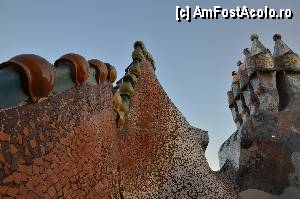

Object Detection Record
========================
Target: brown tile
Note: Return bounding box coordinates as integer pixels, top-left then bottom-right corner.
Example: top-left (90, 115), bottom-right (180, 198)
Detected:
top-left (45, 176), bottom-right (53, 187)
top-left (10, 144), bottom-right (18, 155)
top-left (13, 172), bottom-right (22, 184)
top-left (4, 163), bottom-right (11, 174)
top-left (45, 193), bottom-right (51, 199)
top-left (54, 182), bottom-right (63, 193)
top-left (41, 172), bottom-right (48, 180)
top-left (29, 122), bottom-right (36, 129)
top-left (32, 175), bottom-right (43, 187)
top-left (50, 174), bottom-right (58, 184)
top-left (0, 153), bottom-right (5, 163)
top-left (24, 191), bottom-right (35, 199)
top-left (57, 189), bottom-right (63, 197)
top-left (6, 187), bottom-right (19, 197)
top-left (3, 174), bottom-right (14, 183)
top-left (18, 186), bottom-right (27, 195)
top-left (3, 196), bottom-right (15, 199)
top-left (30, 139), bottom-right (37, 148)
top-left (0, 185), bottom-right (8, 194)
top-left (24, 146), bottom-right (30, 156)
top-left (0, 131), bottom-right (10, 141)
top-left (33, 158), bottom-right (44, 166)
top-left (39, 184), bottom-right (47, 192)
top-left (63, 186), bottom-right (69, 196)
top-left (17, 134), bottom-right (23, 145)
top-left (26, 180), bottom-right (34, 189)
top-left (71, 183), bottom-right (78, 191)
top-left (47, 186), bottom-right (56, 198)
top-left (16, 195), bottom-right (24, 199)
top-left (22, 128), bottom-right (30, 136)
top-left (20, 172), bottom-right (28, 182)
top-left (25, 165), bottom-right (33, 176)
top-left (33, 185), bottom-right (44, 197)
top-left (18, 164), bottom-right (27, 173)
top-left (43, 153), bottom-right (55, 161)
top-left (32, 165), bottom-right (41, 175)
top-left (18, 159), bottom-right (25, 165)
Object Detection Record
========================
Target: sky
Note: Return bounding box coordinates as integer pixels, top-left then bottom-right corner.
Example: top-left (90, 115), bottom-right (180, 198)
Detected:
top-left (0, 0), bottom-right (299, 171)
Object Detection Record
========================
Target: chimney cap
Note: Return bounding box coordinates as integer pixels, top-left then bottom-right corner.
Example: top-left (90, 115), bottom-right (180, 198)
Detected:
top-left (243, 48), bottom-right (250, 55)
top-left (237, 60), bottom-right (242, 66)
top-left (250, 34), bottom-right (259, 41)
top-left (273, 34), bottom-right (282, 41)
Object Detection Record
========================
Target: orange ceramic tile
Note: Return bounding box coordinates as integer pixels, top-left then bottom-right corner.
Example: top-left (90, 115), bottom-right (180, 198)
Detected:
top-left (3, 175), bottom-right (14, 183)
top-left (0, 132), bottom-right (10, 142)
top-left (9, 144), bottom-right (18, 155)
top-left (29, 139), bottom-right (37, 148)
top-left (0, 153), bottom-right (5, 163)
top-left (47, 186), bottom-right (56, 198)
top-left (22, 128), bottom-right (29, 136)
top-left (6, 187), bottom-right (19, 197)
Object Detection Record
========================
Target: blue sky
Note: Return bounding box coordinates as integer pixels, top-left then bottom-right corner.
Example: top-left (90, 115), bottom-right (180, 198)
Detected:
top-left (1, 0), bottom-right (299, 170)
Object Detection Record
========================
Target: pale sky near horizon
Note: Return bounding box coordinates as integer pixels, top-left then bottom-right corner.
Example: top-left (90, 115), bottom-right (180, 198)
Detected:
top-left (0, 0), bottom-right (299, 170)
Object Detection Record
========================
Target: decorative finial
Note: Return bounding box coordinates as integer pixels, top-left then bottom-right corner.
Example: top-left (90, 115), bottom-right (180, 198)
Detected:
top-left (237, 60), bottom-right (242, 66)
top-left (232, 71), bottom-right (238, 83)
top-left (250, 34), bottom-right (259, 41)
top-left (273, 33), bottom-right (292, 57)
top-left (243, 48), bottom-right (251, 56)
top-left (273, 34), bottom-right (282, 41)
top-left (134, 41), bottom-right (145, 50)
top-left (133, 41), bottom-right (156, 70)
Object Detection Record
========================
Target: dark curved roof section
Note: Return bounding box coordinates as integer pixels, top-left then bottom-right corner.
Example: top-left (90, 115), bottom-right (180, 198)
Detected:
top-left (54, 53), bottom-right (89, 86)
top-left (0, 52), bottom-right (119, 111)
top-left (88, 59), bottom-right (108, 84)
top-left (0, 54), bottom-right (56, 102)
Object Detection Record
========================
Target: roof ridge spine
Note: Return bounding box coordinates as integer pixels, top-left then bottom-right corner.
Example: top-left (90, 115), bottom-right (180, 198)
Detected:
top-left (113, 41), bottom-right (156, 129)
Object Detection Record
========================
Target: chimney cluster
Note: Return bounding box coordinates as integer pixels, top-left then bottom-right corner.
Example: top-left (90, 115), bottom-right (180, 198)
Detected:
top-left (228, 34), bottom-right (300, 129)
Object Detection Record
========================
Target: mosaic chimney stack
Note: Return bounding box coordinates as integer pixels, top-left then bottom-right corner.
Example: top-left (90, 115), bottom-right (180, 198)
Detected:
top-left (241, 48), bottom-right (259, 115)
top-left (227, 34), bottom-right (279, 129)
top-left (236, 61), bottom-right (250, 123)
top-left (228, 71), bottom-right (243, 129)
top-left (219, 34), bottom-right (300, 195)
top-left (290, 152), bottom-right (300, 187)
top-left (273, 34), bottom-right (300, 110)
top-left (247, 34), bottom-right (279, 113)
